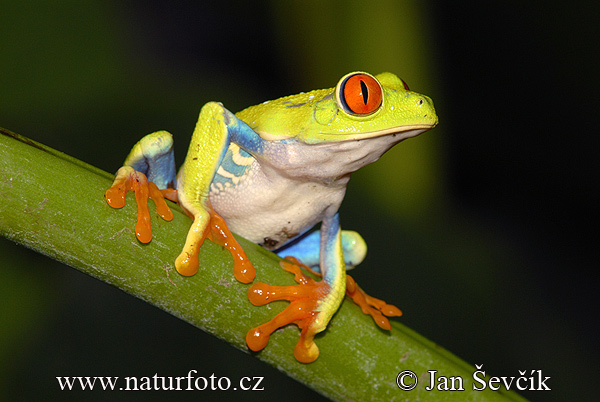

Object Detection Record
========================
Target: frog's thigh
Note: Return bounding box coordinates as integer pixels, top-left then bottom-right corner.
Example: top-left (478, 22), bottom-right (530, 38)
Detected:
top-left (123, 130), bottom-right (176, 190)
top-left (177, 102), bottom-right (231, 200)
top-left (276, 230), bottom-right (367, 271)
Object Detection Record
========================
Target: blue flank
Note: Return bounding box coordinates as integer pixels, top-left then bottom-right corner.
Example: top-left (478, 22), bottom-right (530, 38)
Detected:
top-left (212, 147), bottom-right (253, 188)
top-left (276, 230), bottom-right (321, 269)
top-left (211, 109), bottom-right (267, 190)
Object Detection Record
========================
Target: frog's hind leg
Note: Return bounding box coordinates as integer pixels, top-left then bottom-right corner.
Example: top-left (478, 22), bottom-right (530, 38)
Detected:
top-left (105, 131), bottom-right (177, 243)
top-left (247, 214), bottom-right (349, 363)
top-left (269, 225), bottom-right (402, 341)
top-left (122, 131), bottom-right (177, 190)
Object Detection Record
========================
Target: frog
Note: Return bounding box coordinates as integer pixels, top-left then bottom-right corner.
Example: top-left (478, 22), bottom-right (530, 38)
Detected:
top-left (105, 71), bottom-right (438, 363)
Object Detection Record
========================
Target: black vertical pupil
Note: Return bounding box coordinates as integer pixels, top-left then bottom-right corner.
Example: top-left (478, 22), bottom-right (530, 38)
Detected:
top-left (360, 80), bottom-right (368, 105)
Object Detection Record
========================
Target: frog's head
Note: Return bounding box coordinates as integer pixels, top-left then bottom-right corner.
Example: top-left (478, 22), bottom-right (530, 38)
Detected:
top-left (236, 71), bottom-right (438, 145)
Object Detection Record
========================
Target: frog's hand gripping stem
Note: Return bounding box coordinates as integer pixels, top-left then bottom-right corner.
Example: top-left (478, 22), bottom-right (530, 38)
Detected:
top-left (105, 103), bottom-right (256, 283)
top-left (174, 102), bottom-right (256, 283)
top-left (281, 258), bottom-right (402, 330)
top-left (246, 258), bottom-right (335, 363)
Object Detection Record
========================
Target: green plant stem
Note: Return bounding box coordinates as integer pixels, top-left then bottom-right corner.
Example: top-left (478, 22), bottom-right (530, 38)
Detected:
top-left (0, 128), bottom-right (529, 401)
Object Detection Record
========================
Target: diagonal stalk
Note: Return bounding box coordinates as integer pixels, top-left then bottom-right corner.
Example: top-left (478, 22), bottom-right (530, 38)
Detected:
top-left (0, 127), bottom-right (528, 402)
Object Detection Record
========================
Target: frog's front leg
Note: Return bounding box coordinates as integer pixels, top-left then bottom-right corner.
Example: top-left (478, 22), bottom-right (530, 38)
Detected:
top-left (173, 102), bottom-right (256, 282)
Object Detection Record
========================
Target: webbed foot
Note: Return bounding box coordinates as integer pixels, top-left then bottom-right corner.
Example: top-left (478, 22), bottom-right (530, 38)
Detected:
top-left (105, 166), bottom-right (174, 243)
top-left (246, 257), bottom-right (341, 363)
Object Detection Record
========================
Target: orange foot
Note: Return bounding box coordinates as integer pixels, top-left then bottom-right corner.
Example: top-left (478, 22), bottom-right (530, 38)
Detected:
top-left (105, 166), bottom-right (255, 283)
top-left (345, 275), bottom-right (402, 330)
top-left (175, 208), bottom-right (255, 283)
top-left (246, 258), bottom-right (333, 363)
top-left (105, 167), bottom-right (173, 243)
top-left (279, 258), bottom-right (403, 330)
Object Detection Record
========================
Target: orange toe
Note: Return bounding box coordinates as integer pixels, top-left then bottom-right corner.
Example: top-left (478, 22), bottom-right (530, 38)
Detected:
top-left (346, 275), bottom-right (402, 330)
top-left (206, 210), bottom-right (255, 283)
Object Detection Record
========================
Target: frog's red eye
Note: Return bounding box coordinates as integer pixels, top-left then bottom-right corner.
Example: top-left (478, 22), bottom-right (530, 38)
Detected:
top-left (401, 79), bottom-right (410, 90)
top-left (337, 73), bottom-right (382, 115)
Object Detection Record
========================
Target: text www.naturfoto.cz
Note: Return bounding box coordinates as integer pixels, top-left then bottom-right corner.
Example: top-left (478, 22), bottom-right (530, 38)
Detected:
top-left (56, 371), bottom-right (265, 392)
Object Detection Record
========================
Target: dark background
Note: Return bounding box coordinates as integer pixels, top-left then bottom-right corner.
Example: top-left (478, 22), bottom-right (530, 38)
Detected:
top-left (1, 1), bottom-right (597, 401)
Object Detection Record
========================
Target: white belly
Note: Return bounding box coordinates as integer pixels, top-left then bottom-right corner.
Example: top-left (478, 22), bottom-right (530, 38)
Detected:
top-left (209, 161), bottom-right (347, 250)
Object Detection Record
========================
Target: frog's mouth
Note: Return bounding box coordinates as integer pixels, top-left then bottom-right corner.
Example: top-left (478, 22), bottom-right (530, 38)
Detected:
top-left (256, 122), bottom-right (437, 144)
top-left (332, 123), bottom-right (437, 142)
top-left (299, 122), bottom-right (437, 144)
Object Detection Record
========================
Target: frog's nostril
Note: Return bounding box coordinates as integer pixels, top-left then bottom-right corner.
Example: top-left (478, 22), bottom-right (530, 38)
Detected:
top-left (417, 99), bottom-right (424, 106)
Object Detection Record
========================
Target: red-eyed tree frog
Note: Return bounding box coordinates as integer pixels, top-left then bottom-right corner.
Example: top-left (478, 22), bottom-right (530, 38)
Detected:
top-left (105, 72), bottom-right (438, 363)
